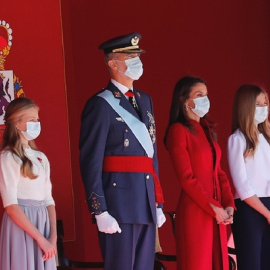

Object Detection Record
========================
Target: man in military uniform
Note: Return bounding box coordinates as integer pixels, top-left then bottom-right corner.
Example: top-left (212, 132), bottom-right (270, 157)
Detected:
top-left (79, 32), bottom-right (166, 270)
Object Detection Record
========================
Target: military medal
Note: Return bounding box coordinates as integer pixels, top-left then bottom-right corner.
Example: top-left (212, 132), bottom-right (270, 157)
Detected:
top-left (147, 111), bottom-right (156, 144)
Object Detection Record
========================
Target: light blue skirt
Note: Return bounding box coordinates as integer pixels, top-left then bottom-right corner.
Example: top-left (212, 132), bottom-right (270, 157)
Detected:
top-left (0, 199), bottom-right (57, 270)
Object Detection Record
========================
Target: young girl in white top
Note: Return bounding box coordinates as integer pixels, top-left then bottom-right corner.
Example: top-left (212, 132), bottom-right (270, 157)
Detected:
top-left (0, 97), bottom-right (57, 270)
top-left (228, 84), bottom-right (270, 270)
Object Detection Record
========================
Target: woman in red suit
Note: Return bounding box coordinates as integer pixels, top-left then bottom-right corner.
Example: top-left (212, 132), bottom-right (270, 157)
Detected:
top-left (164, 76), bottom-right (235, 270)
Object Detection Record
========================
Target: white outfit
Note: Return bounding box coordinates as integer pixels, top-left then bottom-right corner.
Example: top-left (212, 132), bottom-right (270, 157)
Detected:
top-left (227, 129), bottom-right (270, 200)
top-left (0, 147), bottom-right (56, 270)
top-left (0, 146), bottom-right (55, 207)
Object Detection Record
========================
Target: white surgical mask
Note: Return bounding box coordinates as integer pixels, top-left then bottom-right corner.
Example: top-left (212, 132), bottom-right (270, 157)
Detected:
top-left (254, 106), bottom-right (268, 124)
top-left (124, 57), bottom-right (143, 80)
top-left (189, 96), bottom-right (210, 118)
top-left (116, 57), bottom-right (143, 80)
top-left (20, 121), bottom-right (41, 141)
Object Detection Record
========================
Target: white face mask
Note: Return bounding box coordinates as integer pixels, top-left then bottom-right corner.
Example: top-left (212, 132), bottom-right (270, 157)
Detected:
top-left (254, 106), bottom-right (268, 124)
top-left (124, 56), bottom-right (143, 80)
top-left (116, 56), bottom-right (143, 80)
top-left (189, 96), bottom-right (210, 118)
top-left (20, 121), bottom-right (41, 141)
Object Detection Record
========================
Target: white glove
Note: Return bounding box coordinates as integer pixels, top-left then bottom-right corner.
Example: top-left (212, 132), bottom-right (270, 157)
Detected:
top-left (156, 208), bottom-right (166, 228)
top-left (95, 211), bottom-right (122, 234)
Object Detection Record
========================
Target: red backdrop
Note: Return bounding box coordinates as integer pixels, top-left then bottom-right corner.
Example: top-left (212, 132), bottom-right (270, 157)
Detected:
top-left (1, 0), bottom-right (75, 240)
top-left (1, 0), bottom-right (270, 269)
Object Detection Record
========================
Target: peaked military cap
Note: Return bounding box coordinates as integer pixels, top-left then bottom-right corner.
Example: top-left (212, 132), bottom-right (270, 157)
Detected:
top-left (98, 32), bottom-right (145, 54)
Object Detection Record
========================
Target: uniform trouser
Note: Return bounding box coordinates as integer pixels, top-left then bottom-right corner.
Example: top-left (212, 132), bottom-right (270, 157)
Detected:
top-left (98, 223), bottom-right (156, 270)
top-left (232, 198), bottom-right (270, 270)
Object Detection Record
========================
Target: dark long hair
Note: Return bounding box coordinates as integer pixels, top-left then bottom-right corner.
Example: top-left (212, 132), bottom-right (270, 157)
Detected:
top-left (1, 97), bottom-right (39, 179)
top-left (232, 84), bottom-right (270, 157)
top-left (164, 76), bottom-right (216, 146)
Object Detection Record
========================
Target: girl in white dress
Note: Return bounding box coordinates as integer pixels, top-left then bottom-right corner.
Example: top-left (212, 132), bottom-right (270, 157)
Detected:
top-left (0, 97), bottom-right (57, 270)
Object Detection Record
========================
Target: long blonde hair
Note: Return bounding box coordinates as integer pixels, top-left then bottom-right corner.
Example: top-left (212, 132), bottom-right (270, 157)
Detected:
top-left (232, 84), bottom-right (270, 157)
top-left (1, 97), bottom-right (39, 179)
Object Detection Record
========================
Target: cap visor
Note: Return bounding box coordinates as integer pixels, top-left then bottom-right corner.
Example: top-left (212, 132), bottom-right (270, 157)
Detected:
top-left (115, 48), bottom-right (145, 53)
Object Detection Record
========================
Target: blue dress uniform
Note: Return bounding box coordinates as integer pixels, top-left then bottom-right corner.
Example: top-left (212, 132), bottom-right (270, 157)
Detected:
top-left (79, 33), bottom-right (164, 270)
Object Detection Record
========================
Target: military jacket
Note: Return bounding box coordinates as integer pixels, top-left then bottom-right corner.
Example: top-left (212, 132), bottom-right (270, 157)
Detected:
top-left (79, 81), bottom-right (159, 224)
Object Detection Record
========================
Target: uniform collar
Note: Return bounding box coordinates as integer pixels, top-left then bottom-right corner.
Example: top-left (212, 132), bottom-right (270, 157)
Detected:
top-left (111, 79), bottom-right (133, 97)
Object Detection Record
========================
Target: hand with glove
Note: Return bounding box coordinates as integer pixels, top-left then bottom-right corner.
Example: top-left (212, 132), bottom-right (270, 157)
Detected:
top-left (156, 208), bottom-right (166, 228)
top-left (95, 211), bottom-right (122, 234)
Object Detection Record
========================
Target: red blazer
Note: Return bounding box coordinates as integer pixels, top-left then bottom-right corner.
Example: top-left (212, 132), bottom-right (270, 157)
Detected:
top-left (166, 120), bottom-right (235, 270)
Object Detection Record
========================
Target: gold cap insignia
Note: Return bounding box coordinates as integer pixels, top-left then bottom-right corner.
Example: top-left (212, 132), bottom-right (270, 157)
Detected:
top-left (131, 36), bottom-right (139, 46)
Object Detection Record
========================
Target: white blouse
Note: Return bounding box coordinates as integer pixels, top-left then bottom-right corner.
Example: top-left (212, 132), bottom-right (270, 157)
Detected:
top-left (0, 147), bottom-right (55, 207)
top-left (228, 129), bottom-right (270, 200)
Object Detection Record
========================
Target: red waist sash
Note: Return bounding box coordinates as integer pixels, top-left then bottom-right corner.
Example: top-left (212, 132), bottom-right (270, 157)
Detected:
top-left (103, 156), bottom-right (164, 204)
